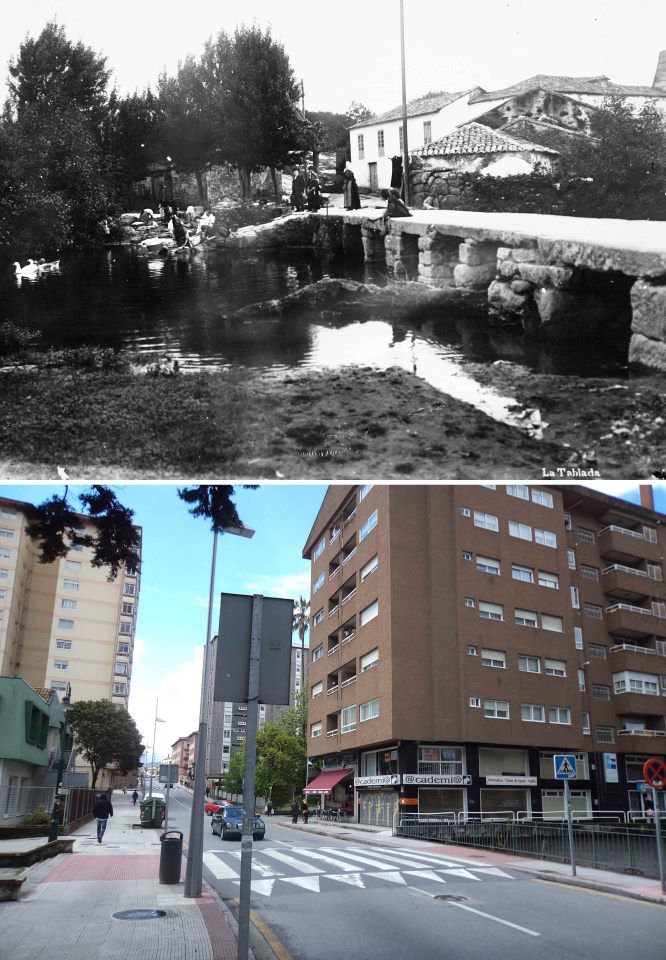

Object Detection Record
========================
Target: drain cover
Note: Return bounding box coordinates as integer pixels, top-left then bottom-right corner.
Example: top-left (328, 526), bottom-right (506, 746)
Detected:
top-left (113, 909), bottom-right (166, 921)
top-left (435, 895), bottom-right (468, 903)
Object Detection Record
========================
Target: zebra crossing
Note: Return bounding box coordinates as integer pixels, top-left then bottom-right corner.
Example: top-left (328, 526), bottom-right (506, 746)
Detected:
top-left (203, 844), bottom-right (514, 897)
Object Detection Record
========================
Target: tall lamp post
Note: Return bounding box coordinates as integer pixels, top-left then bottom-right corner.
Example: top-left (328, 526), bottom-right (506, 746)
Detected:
top-left (184, 523), bottom-right (255, 899)
top-left (148, 700), bottom-right (166, 799)
top-left (399, 0), bottom-right (411, 205)
top-left (48, 683), bottom-right (72, 844)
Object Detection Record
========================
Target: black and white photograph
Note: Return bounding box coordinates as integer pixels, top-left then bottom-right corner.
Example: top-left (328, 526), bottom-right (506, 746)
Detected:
top-left (0, 1), bottom-right (665, 479)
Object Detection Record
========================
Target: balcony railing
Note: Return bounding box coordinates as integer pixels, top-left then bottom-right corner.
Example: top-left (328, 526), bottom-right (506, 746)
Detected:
top-left (327, 643), bottom-right (339, 656)
top-left (418, 762), bottom-right (464, 776)
top-left (603, 564), bottom-right (648, 578)
top-left (341, 630), bottom-right (355, 646)
top-left (326, 729), bottom-right (339, 738)
top-left (599, 525), bottom-right (644, 541)
top-left (342, 547), bottom-right (357, 565)
top-left (329, 568), bottom-right (339, 581)
top-left (328, 603), bottom-right (340, 617)
top-left (327, 683), bottom-right (339, 695)
top-left (341, 675), bottom-right (357, 688)
top-left (342, 588), bottom-right (357, 606)
top-left (610, 643), bottom-right (663, 656)
top-left (617, 729), bottom-right (666, 738)
top-left (605, 603), bottom-right (653, 617)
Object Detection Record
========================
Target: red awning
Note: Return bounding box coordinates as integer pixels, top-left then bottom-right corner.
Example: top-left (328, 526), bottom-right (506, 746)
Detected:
top-left (303, 768), bottom-right (354, 795)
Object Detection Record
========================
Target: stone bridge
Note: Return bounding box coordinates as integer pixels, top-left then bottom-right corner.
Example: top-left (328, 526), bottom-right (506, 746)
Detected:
top-left (226, 208), bottom-right (666, 372)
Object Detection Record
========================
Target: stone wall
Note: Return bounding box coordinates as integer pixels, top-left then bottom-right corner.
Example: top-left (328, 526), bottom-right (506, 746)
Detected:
top-left (629, 280), bottom-right (666, 371)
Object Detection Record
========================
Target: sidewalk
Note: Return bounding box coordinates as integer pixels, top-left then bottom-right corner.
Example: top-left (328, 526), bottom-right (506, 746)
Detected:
top-left (0, 792), bottom-right (244, 960)
top-left (280, 816), bottom-right (666, 906)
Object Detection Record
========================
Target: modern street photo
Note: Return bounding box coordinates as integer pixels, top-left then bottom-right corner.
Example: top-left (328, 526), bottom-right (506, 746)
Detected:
top-left (1, 3), bottom-right (666, 479)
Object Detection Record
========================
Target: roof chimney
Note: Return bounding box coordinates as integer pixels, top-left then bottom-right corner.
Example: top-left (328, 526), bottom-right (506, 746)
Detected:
top-left (653, 50), bottom-right (666, 89)
top-left (639, 484), bottom-right (655, 511)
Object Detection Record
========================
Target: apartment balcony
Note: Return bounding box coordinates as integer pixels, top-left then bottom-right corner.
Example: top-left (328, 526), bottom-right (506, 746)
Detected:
top-left (602, 564), bottom-right (651, 602)
top-left (605, 602), bottom-right (655, 640)
top-left (326, 713), bottom-right (340, 738)
top-left (598, 525), bottom-right (661, 564)
top-left (609, 640), bottom-right (666, 672)
top-left (612, 691), bottom-right (664, 715)
top-left (617, 728), bottom-right (666, 751)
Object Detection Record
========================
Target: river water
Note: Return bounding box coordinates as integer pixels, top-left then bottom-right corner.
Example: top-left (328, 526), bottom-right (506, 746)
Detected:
top-left (3, 246), bottom-right (630, 384)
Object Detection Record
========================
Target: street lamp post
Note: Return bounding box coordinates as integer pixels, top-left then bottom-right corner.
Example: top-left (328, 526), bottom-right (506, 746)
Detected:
top-left (184, 523), bottom-right (255, 899)
top-left (148, 700), bottom-right (166, 799)
top-left (48, 683), bottom-right (72, 844)
top-left (399, 0), bottom-right (411, 205)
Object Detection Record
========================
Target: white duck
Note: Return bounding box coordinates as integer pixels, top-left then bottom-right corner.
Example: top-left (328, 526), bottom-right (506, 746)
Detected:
top-left (37, 258), bottom-right (60, 272)
top-left (13, 259), bottom-right (41, 277)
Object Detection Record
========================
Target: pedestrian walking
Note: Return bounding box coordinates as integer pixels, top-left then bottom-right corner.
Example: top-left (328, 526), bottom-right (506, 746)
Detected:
top-left (343, 168), bottom-right (361, 210)
top-left (131, 790), bottom-right (139, 805)
top-left (93, 793), bottom-right (113, 843)
top-left (291, 798), bottom-right (299, 823)
top-left (301, 798), bottom-right (309, 824)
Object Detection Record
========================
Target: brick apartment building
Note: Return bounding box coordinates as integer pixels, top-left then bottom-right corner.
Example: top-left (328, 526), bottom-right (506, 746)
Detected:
top-left (302, 484), bottom-right (666, 827)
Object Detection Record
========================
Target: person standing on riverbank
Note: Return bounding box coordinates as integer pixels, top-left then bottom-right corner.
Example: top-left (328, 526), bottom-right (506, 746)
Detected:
top-left (171, 213), bottom-right (191, 249)
top-left (343, 168), bottom-right (361, 210)
top-left (291, 168), bottom-right (306, 211)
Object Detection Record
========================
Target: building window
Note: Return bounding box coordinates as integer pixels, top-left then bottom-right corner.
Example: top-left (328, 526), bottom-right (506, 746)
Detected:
top-left (467, 645), bottom-right (478, 656)
top-left (311, 681), bottom-right (323, 698)
top-left (123, 583), bottom-right (136, 596)
top-left (541, 614), bottom-right (563, 632)
top-left (418, 745), bottom-right (464, 776)
top-left (547, 706), bottom-right (571, 724)
top-left (360, 555), bottom-right (379, 581)
top-left (588, 644), bottom-right (607, 659)
top-left (462, 551), bottom-right (473, 561)
top-left (113, 683), bottom-right (127, 695)
top-left (57, 618), bottom-right (74, 630)
top-left (310, 721), bottom-right (322, 738)
top-left (360, 600), bottom-right (379, 626)
top-left (359, 484), bottom-right (373, 501)
top-left (521, 704), bottom-right (545, 722)
top-left (360, 647), bottom-right (379, 671)
top-left (577, 528), bottom-right (595, 544)
top-left (377, 129), bottom-right (385, 156)
top-left (532, 489), bottom-right (554, 508)
top-left (509, 521), bottom-right (532, 541)
top-left (360, 698), bottom-right (380, 722)
top-left (476, 556), bottom-right (500, 575)
top-left (580, 564), bottom-right (599, 581)
top-left (118, 642), bottom-right (130, 654)
top-left (512, 564), bottom-right (534, 583)
top-left (564, 513), bottom-right (573, 530)
top-left (122, 601), bottom-right (134, 615)
top-left (469, 697), bottom-right (480, 707)
top-left (515, 608), bottom-right (538, 628)
top-left (312, 644), bottom-right (323, 662)
top-left (119, 622), bottom-right (132, 636)
top-left (596, 725), bottom-right (615, 743)
top-left (313, 572), bottom-right (325, 593)
top-left (313, 608), bottom-right (324, 626)
top-left (571, 586), bottom-right (580, 608)
top-left (653, 601), bottom-right (666, 619)
top-left (578, 668), bottom-right (586, 691)
top-left (0, 528), bottom-right (15, 539)
top-left (358, 134), bottom-right (365, 159)
top-left (0, 549), bottom-right (12, 559)
top-left (567, 549), bottom-right (576, 570)
top-left (61, 598), bottom-right (77, 609)
top-left (460, 507), bottom-right (471, 517)
top-left (464, 597), bottom-right (475, 608)
top-left (535, 528), bottom-right (557, 548)
top-left (481, 648), bottom-right (506, 668)
top-left (359, 510), bottom-right (378, 542)
top-left (50, 680), bottom-right (68, 692)
top-left (643, 526), bottom-right (657, 543)
top-left (474, 511), bottom-right (498, 532)
top-left (55, 640), bottom-right (72, 650)
top-left (647, 563), bottom-right (663, 581)
top-left (507, 484), bottom-right (529, 500)
top-left (341, 705), bottom-right (357, 734)
top-left (314, 537), bottom-right (326, 560)
top-left (115, 662), bottom-right (128, 675)
top-left (582, 712), bottom-right (591, 735)
top-left (574, 626), bottom-right (583, 650)
top-left (518, 654), bottom-right (541, 674)
top-left (584, 602), bottom-right (603, 620)
top-left (421, 120), bottom-right (432, 144)
top-left (0, 569), bottom-right (7, 580)
top-left (484, 699), bottom-right (509, 719)
top-left (54, 660), bottom-right (69, 671)
top-left (65, 560), bottom-right (81, 571)
top-left (479, 747), bottom-right (526, 776)
top-left (63, 579), bottom-right (79, 591)
top-left (545, 658), bottom-right (566, 677)
top-left (538, 571), bottom-right (559, 589)
top-left (479, 601), bottom-right (503, 621)
top-left (613, 670), bottom-right (660, 696)
top-left (0, 509), bottom-right (16, 519)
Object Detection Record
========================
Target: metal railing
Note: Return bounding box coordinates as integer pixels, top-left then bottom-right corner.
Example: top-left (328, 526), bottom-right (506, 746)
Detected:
top-left (394, 815), bottom-right (665, 878)
top-left (516, 810), bottom-right (627, 823)
top-left (599, 525), bottom-right (644, 541)
top-left (603, 564), bottom-right (648, 578)
top-left (605, 602), bottom-right (652, 616)
top-left (610, 643), bottom-right (660, 656)
top-left (618, 728), bottom-right (666, 738)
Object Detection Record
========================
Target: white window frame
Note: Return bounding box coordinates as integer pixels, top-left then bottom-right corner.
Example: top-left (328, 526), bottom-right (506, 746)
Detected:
top-left (574, 626), bottom-right (584, 650)
top-left (61, 598), bottom-right (77, 610)
top-left (313, 608), bottom-right (324, 626)
top-left (483, 699), bottom-right (510, 719)
top-left (512, 564), bottom-right (534, 583)
top-left (567, 549), bottom-right (576, 570)
top-left (518, 654), bottom-right (541, 673)
top-left (55, 640), bottom-right (72, 650)
top-left (359, 484), bottom-right (373, 501)
top-left (314, 537), bottom-right (326, 560)
top-left (360, 600), bottom-right (379, 626)
top-left (360, 648), bottom-right (379, 672)
top-left (341, 705), bottom-right (357, 734)
top-left (313, 572), bottom-right (325, 593)
top-left (541, 614), bottom-right (564, 633)
top-left (521, 703), bottom-right (545, 722)
top-left (545, 658), bottom-right (566, 677)
top-left (310, 721), bottom-right (322, 738)
top-left (359, 510), bottom-right (378, 542)
top-left (571, 586), bottom-right (580, 609)
top-left (359, 698), bottom-right (379, 722)
top-left (535, 528), bottom-right (557, 548)
top-left (312, 644), bottom-right (323, 662)
top-left (481, 648), bottom-right (506, 669)
top-left (63, 579), bottom-right (79, 591)
top-left (65, 560), bottom-right (82, 571)
top-left (479, 601), bottom-right (503, 621)
top-left (473, 511), bottom-right (499, 532)
top-left (53, 660), bottom-right (69, 671)
top-left (476, 556), bottom-right (500, 575)
top-left (532, 489), bottom-right (554, 508)
top-left (507, 484), bottom-right (529, 500)
top-left (57, 618), bottom-right (74, 630)
top-left (360, 555), bottom-right (379, 581)
top-left (547, 706), bottom-right (571, 725)
top-left (509, 521), bottom-right (532, 541)
top-left (538, 571), bottom-right (559, 589)
top-left (311, 681), bottom-right (323, 698)
top-left (515, 608), bottom-right (538, 628)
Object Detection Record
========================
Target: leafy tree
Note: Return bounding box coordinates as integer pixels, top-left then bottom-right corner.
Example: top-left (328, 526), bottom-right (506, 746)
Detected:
top-left (563, 97), bottom-right (666, 220)
top-left (306, 111), bottom-right (352, 151)
top-left (177, 485), bottom-right (257, 533)
top-left (6, 20), bottom-right (111, 127)
top-left (67, 699), bottom-right (144, 788)
top-left (103, 88), bottom-right (161, 202)
top-left (345, 100), bottom-right (374, 126)
top-left (292, 598), bottom-right (309, 738)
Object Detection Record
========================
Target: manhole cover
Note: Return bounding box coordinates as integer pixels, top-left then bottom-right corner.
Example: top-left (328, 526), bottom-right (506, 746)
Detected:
top-left (113, 909), bottom-right (166, 921)
top-left (435, 895), bottom-right (468, 903)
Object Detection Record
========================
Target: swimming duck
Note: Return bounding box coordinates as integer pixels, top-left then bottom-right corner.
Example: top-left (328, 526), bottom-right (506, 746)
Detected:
top-left (13, 260), bottom-right (40, 276)
top-left (37, 258), bottom-right (60, 272)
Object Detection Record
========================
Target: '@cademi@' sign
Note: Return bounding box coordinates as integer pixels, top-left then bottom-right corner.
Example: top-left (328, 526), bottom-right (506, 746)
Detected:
top-left (402, 774), bottom-right (472, 786)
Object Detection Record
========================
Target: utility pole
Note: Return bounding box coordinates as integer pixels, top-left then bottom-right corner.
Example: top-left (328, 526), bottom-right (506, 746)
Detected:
top-left (399, 0), bottom-right (411, 205)
top-left (48, 684), bottom-right (71, 844)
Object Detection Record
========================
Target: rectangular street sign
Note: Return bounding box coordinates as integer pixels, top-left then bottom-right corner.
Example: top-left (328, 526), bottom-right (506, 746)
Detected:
top-left (159, 763), bottom-right (179, 785)
top-left (554, 754), bottom-right (577, 779)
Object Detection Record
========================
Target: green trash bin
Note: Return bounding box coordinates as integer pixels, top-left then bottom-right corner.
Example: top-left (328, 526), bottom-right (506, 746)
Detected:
top-left (139, 793), bottom-right (166, 828)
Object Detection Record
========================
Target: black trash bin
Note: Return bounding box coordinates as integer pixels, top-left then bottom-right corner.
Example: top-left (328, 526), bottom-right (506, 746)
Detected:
top-left (159, 830), bottom-right (183, 884)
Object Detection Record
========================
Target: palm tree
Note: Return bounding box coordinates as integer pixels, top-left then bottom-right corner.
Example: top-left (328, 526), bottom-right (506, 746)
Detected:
top-left (293, 596), bottom-right (310, 739)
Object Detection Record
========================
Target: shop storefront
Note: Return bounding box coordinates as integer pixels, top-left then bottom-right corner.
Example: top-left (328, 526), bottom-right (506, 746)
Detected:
top-left (355, 775), bottom-right (400, 826)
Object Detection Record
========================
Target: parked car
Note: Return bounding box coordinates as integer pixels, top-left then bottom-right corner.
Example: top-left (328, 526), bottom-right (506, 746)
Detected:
top-left (211, 805), bottom-right (265, 841)
top-left (204, 800), bottom-right (225, 816)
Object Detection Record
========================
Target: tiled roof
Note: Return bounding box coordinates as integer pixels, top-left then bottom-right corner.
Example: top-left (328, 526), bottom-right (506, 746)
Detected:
top-left (34, 686), bottom-right (54, 704)
top-left (349, 90), bottom-right (470, 129)
top-left (413, 122), bottom-right (559, 157)
top-left (470, 75), bottom-right (666, 103)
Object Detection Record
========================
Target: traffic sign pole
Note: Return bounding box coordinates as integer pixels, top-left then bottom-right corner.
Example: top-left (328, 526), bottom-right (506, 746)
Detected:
top-left (564, 779), bottom-right (576, 877)
top-left (652, 786), bottom-right (665, 895)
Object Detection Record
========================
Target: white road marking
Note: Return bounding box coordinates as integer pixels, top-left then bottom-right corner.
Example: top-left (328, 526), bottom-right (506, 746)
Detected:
top-left (261, 850), bottom-right (324, 874)
top-left (326, 872), bottom-right (366, 888)
top-left (404, 869), bottom-right (447, 883)
top-left (319, 846), bottom-right (430, 871)
top-left (232, 878), bottom-right (275, 897)
top-left (291, 848), bottom-right (361, 872)
top-left (474, 867), bottom-right (513, 879)
top-left (366, 870), bottom-right (407, 885)
top-left (203, 850), bottom-right (239, 880)
top-left (229, 851), bottom-right (284, 877)
top-left (343, 847), bottom-right (459, 870)
top-left (441, 868), bottom-right (481, 881)
top-left (448, 902), bottom-right (540, 937)
top-left (280, 876), bottom-right (321, 892)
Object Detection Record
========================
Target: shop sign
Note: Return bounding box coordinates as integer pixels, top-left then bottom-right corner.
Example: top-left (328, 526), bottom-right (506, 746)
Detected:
top-left (403, 773), bottom-right (472, 786)
top-left (603, 753), bottom-right (619, 784)
top-left (354, 775), bottom-right (400, 787)
top-left (485, 775), bottom-right (537, 786)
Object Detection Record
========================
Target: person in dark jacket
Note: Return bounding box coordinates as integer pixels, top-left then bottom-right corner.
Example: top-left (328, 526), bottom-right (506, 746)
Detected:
top-left (291, 798), bottom-right (299, 823)
top-left (306, 172), bottom-right (323, 211)
top-left (343, 169), bottom-right (361, 210)
top-left (291, 168), bottom-right (306, 212)
top-left (93, 793), bottom-right (113, 842)
top-left (131, 790), bottom-right (139, 805)
top-left (381, 187), bottom-right (412, 222)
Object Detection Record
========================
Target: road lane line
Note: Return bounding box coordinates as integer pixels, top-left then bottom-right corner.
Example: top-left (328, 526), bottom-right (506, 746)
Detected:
top-left (290, 848), bottom-right (362, 872)
top-left (448, 902), bottom-right (540, 937)
top-left (261, 850), bottom-right (324, 874)
top-left (319, 847), bottom-right (420, 871)
top-left (343, 847), bottom-right (461, 870)
top-left (229, 851), bottom-right (284, 877)
top-left (203, 850), bottom-right (239, 880)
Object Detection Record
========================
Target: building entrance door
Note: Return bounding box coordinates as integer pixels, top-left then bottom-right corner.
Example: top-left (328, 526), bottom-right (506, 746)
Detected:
top-left (368, 162), bottom-right (378, 192)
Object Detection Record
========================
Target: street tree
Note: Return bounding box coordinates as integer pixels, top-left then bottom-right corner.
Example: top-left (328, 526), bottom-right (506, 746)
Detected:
top-left (6, 20), bottom-right (111, 126)
top-left (67, 699), bottom-right (144, 789)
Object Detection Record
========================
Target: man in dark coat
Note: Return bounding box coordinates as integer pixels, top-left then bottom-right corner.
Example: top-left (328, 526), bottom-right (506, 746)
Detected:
top-left (291, 798), bottom-right (299, 823)
top-left (343, 169), bottom-right (361, 210)
top-left (291, 169), bottom-right (306, 212)
top-left (93, 793), bottom-right (114, 843)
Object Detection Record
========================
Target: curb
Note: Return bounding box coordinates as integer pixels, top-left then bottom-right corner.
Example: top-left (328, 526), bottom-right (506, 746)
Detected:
top-left (527, 869), bottom-right (666, 906)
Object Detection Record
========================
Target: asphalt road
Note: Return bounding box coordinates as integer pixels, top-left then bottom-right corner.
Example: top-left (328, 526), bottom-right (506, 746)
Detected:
top-left (169, 787), bottom-right (666, 960)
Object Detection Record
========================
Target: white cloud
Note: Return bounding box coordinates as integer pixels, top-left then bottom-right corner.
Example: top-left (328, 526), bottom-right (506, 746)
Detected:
top-left (131, 634), bottom-right (148, 666)
top-left (242, 571), bottom-right (310, 600)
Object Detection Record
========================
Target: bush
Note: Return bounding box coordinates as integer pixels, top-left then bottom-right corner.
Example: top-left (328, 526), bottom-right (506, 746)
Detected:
top-left (25, 808), bottom-right (50, 825)
top-left (0, 321), bottom-right (39, 354)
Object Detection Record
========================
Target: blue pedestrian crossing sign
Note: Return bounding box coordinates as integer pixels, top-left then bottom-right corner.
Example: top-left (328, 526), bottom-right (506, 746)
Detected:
top-left (554, 754), bottom-right (577, 779)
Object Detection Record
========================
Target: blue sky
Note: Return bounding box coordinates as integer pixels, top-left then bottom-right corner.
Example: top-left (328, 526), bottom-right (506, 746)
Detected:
top-left (2, 481), bottom-right (664, 760)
